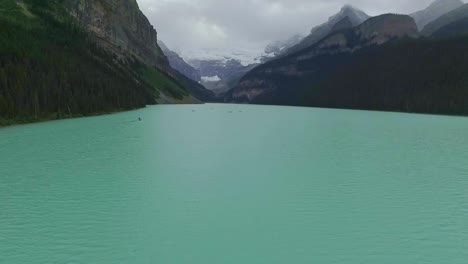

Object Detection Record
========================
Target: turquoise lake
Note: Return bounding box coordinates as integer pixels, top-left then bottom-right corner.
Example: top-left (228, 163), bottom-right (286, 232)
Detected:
top-left (1, 104), bottom-right (468, 263)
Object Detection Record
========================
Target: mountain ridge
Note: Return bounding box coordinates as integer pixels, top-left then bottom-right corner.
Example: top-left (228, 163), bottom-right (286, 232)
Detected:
top-left (225, 14), bottom-right (422, 104)
top-left (410, 0), bottom-right (464, 30)
top-left (422, 3), bottom-right (468, 36)
top-left (158, 40), bottom-right (202, 83)
top-left (0, 0), bottom-right (211, 125)
top-left (284, 5), bottom-right (370, 56)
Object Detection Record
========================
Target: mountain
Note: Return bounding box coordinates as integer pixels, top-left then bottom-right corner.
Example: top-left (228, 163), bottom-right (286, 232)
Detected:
top-left (191, 5), bottom-right (370, 96)
top-left (422, 3), bottom-right (468, 36)
top-left (182, 47), bottom-right (263, 67)
top-left (264, 34), bottom-right (304, 58)
top-left (226, 14), bottom-right (419, 103)
top-left (248, 36), bottom-right (468, 115)
top-left (179, 48), bottom-right (262, 96)
top-left (225, 13), bottom-right (468, 116)
top-left (285, 5), bottom-right (370, 55)
top-left (64, 0), bottom-right (167, 68)
top-left (410, 0), bottom-right (463, 30)
top-left (224, 14), bottom-right (468, 115)
top-left (0, 0), bottom-right (210, 125)
top-left (188, 58), bottom-right (257, 96)
top-left (64, 0), bottom-right (214, 102)
top-left (158, 41), bottom-right (201, 82)
top-left (432, 15), bottom-right (468, 38)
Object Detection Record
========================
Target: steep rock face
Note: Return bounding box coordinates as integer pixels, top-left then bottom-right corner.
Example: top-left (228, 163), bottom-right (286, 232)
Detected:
top-left (411, 0), bottom-right (463, 30)
top-left (0, 0), bottom-right (165, 124)
top-left (64, 0), bottom-right (214, 102)
top-left (285, 5), bottom-right (370, 55)
top-left (422, 3), bottom-right (468, 36)
top-left (357, 14), bottom-right (419, 44)
top-left (64, 0), bottom-right (167, 68)
top-left (158, 41), bottom-right (201, 82)
top-left (226, 14), bottom-right (418, 103)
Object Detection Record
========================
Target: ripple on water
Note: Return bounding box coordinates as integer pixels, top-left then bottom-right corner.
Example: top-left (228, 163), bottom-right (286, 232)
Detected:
top-left (1, 105), bottom-right (468, 263)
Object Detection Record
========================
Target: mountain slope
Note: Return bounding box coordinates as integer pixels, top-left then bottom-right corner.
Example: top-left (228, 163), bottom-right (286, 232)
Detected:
top-left (264, 34), bottom-right (304, 58)
top-left (410, 0), bottom-right (463, 30)
top-left (158, 41), bottom-right (216, 102)
top-left (227, 35), bottom-right (468, 115)
top-left (226, 14), bottom-right (419, 103)
top-left (158, 41), bottom-right (201, 82)
top-left (285, 5), bottom-right (370, 55)
top-left (422, 3), bottom-right (468, 36)
top-left (268, 37), bottom-right (468, 115)
top-left (64, 0), bottom-right (168, 68)
top-left (432, 15), bottom-right (468, 38)
top-left (64, 0), bottom-right (213, 102)
top-left (221, 14), bottom-right (468, 116)
top-left (187, 57), bottom-right (258, 96)
top-left (0, 0), bottom-right (204, 125)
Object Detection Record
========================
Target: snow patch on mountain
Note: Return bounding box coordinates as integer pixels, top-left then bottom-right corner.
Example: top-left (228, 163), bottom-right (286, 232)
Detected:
top-left (180, 48), bottom-right (265, 67)
top-left (202, 75), bottom-right (221, 82)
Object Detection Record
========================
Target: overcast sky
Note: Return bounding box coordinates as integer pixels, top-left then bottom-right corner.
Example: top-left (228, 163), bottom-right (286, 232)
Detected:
top-left (136, 0), bottom-right (458, 54)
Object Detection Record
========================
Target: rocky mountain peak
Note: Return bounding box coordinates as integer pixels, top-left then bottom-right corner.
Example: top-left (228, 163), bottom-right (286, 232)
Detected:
top-left (302, 14), bottom-right (418, 59)
top-left (283, 5), bottom-right (370, 56)
top-left (330, 5), bottom-right (370, 26)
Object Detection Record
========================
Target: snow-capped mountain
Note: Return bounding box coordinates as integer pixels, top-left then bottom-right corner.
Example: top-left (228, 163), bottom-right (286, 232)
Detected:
top-left (181, 48), bottom-right (264, 67)
top-left (176, 48), bottom-right (263, 95)
top-left (411, 0), bottom-right (464, 30)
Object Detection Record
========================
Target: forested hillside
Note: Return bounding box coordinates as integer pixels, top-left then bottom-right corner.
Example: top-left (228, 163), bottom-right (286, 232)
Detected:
top-left (229, 35), bottom-right (468, 115)
top-left (0, 0), bottom-right (192, 125)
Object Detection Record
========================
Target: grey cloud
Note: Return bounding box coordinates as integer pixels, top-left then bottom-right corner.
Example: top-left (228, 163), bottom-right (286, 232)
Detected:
top-left (136, 0), bottom-right (459, 53)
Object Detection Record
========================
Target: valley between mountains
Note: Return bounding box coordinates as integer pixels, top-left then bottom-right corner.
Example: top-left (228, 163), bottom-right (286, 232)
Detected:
top-left (1, 0), bottom-right (468, 125)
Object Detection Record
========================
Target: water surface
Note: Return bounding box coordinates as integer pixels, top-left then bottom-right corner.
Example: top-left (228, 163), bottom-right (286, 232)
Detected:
top-left (1, 104), bottom-right (468, 263)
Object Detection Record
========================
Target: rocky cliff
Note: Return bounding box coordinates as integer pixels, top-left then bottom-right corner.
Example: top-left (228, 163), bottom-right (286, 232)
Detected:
top-left (357, 14), bottom-right (419, 45)
top-left (65, 0), bottom-right (214, 102)
top-left (64, 0), bottom-right (168, 68)
top-left (0, 0), bottom-right (214, 125)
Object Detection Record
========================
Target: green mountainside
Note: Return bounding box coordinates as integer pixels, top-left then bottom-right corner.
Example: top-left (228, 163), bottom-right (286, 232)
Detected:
top-left (0, 0), bottom-right (206, 126)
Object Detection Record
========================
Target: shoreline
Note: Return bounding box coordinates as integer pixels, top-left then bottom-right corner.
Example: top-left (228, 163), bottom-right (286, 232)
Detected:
top-left (0, 100), bottom-right (206, 129)
top-left (3, 102), bottom-right (467, 129)
top-left (0, 108), bottom-right (146, 129)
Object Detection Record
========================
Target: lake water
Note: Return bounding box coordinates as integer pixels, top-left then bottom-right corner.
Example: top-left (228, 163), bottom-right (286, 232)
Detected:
top-left (1, 104), bottom-right (468, 263)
